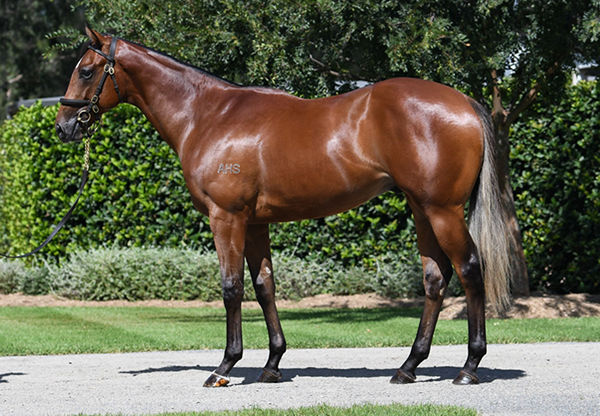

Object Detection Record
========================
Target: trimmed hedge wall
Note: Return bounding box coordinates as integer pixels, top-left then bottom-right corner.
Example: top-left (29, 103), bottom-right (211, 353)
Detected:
top-left (1, 81), bottom-right (599, 295)
top-left (0, 103), bottom-right (212, 258)
top-left (510, 81), bottom-right (600, 294)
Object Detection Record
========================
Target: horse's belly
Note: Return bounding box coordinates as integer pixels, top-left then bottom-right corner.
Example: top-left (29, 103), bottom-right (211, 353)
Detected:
top-left (252, 172), bottom-right (393, 223)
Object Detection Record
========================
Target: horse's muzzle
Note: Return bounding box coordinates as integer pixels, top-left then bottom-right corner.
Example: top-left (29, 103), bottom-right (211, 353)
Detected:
top-left (55, 120), bottom-right (83, 143)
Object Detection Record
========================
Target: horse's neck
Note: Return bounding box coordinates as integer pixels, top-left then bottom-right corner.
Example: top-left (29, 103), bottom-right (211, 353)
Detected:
top-left (121, 43), bottom-right (234, 154)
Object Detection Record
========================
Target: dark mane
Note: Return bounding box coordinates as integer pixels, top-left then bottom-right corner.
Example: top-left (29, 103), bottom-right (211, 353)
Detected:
top-left (117, 36), bottom-right (241, 87)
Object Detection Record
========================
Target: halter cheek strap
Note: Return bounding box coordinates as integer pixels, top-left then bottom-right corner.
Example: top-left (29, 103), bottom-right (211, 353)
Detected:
top-left (60, 37), bottom-right (123, 128)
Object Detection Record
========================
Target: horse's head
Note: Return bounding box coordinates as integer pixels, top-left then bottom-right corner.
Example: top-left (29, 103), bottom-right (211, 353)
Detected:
top-left (56, 27), bottom-right (124, 142)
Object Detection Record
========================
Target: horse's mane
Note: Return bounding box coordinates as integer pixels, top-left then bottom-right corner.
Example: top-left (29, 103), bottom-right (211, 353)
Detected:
top-left (113, 36), bottom-right (241, 87)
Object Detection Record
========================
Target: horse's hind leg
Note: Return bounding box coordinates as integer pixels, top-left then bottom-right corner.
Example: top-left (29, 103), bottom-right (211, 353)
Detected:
top-left (392, 207), bottom-right (453, 383)
top-left (425, 205), bottom-right (487, 385)
top-left (245, 224), bottom-right (286, 382)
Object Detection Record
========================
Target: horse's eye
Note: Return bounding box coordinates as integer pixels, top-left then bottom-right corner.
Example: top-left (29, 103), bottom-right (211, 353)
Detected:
top-left (79, 68), bottom-right (94, 80)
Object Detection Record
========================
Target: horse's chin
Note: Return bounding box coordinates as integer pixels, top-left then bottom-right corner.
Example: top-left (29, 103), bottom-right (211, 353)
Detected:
top-left (61, 133), bottom-right (84, 144)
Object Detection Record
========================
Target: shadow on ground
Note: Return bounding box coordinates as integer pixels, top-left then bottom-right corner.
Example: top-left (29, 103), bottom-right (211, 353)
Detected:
top-left (120, 364), bottom-right (525, 385)
top-left (0, 372), bottom-right (26, 383)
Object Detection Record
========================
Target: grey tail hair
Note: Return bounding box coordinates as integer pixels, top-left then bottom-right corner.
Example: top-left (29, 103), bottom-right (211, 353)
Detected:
top-left (468, 99), bottom-right (513, 312)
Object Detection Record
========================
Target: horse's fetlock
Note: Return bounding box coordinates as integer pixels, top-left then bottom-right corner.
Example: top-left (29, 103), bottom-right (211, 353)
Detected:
top-left (270, 336), bottom-right (286, 356)
top-left (225, 347), bottom-right (243, 363)
top-left (469, 338), bottom-right (487, 358)
top-left (411, 340), bottom-right (431, 361)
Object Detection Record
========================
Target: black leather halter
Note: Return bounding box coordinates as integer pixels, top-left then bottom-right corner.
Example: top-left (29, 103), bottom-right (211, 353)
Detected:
top-left (60, 37), bottom-right (123, 130)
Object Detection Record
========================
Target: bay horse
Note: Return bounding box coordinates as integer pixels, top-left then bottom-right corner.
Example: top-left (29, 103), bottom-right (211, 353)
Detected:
top-left (56, 27), bottom-right (514, 387)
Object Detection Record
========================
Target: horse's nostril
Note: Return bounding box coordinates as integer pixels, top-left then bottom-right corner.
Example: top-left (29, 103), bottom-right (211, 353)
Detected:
top-left (55, 124), bottom-right (65, 140)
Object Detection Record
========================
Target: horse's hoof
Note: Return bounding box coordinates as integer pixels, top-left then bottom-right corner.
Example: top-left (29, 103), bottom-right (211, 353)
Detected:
top-left (390, 368), bottom-right (416, 384)
top-left (452, 370), bottom-right (479, 385)
top-left (203, 372), bottom-right (230, 387)
top-left (257, 368), bottom-right (282, 383)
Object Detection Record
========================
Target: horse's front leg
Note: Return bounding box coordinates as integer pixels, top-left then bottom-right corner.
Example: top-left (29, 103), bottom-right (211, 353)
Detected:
top-left (203, 208), bottom-right (248, 388)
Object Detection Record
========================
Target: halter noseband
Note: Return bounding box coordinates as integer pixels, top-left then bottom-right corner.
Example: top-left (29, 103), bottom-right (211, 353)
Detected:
top-left (60, 37), bottom-right (123, 130)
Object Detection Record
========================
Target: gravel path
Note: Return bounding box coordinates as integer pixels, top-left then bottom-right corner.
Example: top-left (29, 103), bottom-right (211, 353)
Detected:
top-left (1, 343), bottom-right (599, 416)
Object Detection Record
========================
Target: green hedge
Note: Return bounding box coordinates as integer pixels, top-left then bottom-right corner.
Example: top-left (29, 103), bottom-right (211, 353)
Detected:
top-left (0, 103), bottom-right (212, 258)
top-left (511, 81), bottom-right (600, 294)
top-left (1, 81), bottom-right (599, 295)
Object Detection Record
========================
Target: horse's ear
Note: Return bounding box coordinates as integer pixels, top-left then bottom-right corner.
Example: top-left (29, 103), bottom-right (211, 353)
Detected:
top-left (85, 25), bottom-right (106, 46)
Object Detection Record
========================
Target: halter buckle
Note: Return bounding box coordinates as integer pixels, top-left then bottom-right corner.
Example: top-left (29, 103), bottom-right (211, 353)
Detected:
top-left (104, 63), bottom-right (115, 75)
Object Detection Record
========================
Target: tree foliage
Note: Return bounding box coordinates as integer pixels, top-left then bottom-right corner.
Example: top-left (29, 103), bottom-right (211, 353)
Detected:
top-left (0, 0), bottom-right (84, 116)
top-left (65, 0), bottom-right (600, 104)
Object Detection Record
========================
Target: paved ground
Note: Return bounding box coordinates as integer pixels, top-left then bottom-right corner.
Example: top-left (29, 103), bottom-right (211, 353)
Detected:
top-left (1, 343), bottom-right (599, 416)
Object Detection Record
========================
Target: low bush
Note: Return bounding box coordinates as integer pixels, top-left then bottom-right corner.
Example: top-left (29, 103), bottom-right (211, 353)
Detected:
top-left (45, 247), bottom-right (222, 301)
top-left (0, 247), bottom-right (425, 301)
top-left (0, 260), bottom-right (49, 295)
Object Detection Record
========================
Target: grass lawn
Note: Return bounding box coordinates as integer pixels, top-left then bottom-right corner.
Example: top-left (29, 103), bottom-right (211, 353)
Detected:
top-left (0, 306), bottom-right (599, 356)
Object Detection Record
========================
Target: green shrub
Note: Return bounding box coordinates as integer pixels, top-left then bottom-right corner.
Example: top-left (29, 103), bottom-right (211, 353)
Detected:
top-left (0, 248), bottom-right (424, 301)
top-left (0, 103), bottom-right (212, 260)
top-left (0, 260), bottom-right (49, 295)
top-left (274, 251), bottom-right (423, 299)
top-left (45, 247), bottom-right (223, 301)
top-left (0, 260), bottom-right (24, 293)
top-left (511, 81), bottom-right (600, 293)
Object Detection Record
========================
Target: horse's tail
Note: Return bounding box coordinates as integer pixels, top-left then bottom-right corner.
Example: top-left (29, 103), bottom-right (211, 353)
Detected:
top-left (467, 99), bottom-right (513, 312)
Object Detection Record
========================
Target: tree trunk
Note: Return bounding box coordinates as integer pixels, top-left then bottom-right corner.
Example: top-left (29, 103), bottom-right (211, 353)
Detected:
top-left (493, 121), bottom-right (530, 296)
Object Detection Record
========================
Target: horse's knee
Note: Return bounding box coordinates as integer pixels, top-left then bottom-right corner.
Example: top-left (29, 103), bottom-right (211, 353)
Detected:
top-left (222, 275), bottom-right (244, 302)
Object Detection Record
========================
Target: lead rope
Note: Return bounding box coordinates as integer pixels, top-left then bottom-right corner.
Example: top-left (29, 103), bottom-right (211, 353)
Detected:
top-left (0, 137), bottom-right (92, 259)
top-left (84, 135), bottom-right (91, 171)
